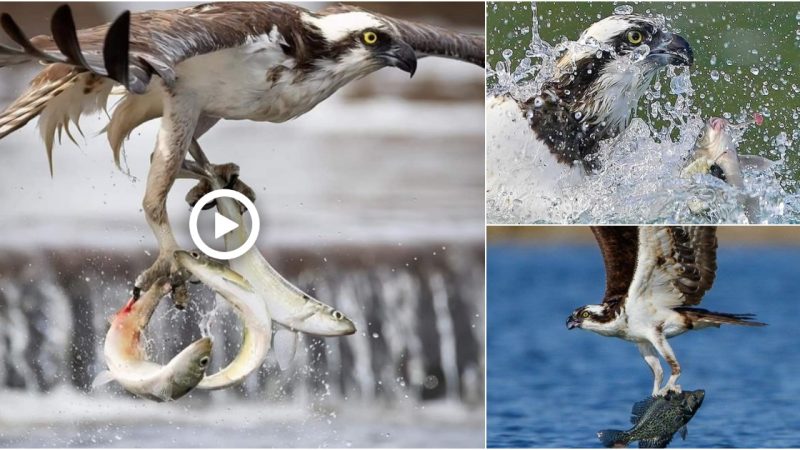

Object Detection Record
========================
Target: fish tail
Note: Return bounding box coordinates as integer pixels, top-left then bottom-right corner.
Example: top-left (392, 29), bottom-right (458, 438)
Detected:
top-left (674, 307), bottom-right (767, 327)
top-left (598, 429), bottom-right (629, 448)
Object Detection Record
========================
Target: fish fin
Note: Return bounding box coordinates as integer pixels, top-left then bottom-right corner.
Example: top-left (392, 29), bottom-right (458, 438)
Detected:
top-left (91, 370), bottom-right (115, 389)
top-left (678, 425), bottom-right (687, 440)
top-left (597, 430), bottom-right (629, 448)
top-left (739, 155), bottom-right (775, 171)
top-left (153, 382), bottom-right (173, 402)
top-left (630, 396), bottom-right (658, 424)
top-left (274, 329), bottom-right (298, 371)
top-left (638, 436), bottom-right (672, 448)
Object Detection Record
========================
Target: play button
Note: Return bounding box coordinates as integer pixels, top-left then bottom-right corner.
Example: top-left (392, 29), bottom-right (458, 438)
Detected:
top-left (214, 212), bottom-right (239, 239)
top-left (188, 189), bottom-right (260, 260)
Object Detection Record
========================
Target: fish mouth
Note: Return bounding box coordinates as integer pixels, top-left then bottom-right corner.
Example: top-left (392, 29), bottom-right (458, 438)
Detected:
top-left (708, 117), bottom-right (728, 132)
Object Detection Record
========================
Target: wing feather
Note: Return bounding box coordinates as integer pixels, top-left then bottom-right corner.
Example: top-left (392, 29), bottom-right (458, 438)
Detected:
top-left (591, 226), bottom-right (639, 304)
top-left (628, 226), bottom-right (717, 309)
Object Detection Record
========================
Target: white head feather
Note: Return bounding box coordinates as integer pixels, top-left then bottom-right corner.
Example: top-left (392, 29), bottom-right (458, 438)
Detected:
top-left (302, 12), bottom-right (385, 42)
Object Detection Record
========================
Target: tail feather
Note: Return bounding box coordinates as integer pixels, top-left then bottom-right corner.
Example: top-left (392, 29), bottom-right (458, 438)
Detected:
top-left (598, 429), bottom-right (630, 448)
top-left (0, 64), bottom-right (114, 175)
top-left (675, 307), bottom-right (767, 327)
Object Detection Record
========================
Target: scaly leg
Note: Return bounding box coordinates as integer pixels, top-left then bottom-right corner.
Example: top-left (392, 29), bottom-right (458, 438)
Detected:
top-left (650, 333), bottom-right (681, 396)
top-left (133, 97), bottom-right (200, 304)
top-left (637, 341), bottom-right (664, 396)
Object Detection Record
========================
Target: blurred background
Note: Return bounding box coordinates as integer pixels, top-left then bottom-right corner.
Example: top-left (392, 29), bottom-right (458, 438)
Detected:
top-left (0, 2), bottom-right (484, 447)
top-left (487, 226), bottom-right (800, 447)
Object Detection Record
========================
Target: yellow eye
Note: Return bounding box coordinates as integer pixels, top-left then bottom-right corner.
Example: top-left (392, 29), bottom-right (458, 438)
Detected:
top-left (363, 31), bottom-right (378, 45)
top-left (627, 30), bottom-right (643, 45)
top-left (581, 311), bottom-right (590, 318)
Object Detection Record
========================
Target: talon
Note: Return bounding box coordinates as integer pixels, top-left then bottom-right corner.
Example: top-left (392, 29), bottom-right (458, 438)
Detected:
top-left (135, 250), bottom-right (192, 309)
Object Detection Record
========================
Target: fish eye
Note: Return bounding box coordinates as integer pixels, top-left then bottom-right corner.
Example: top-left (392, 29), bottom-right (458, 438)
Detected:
top-left (190, 251), bottom-right (200, 259)
top-left (581, 311), bottom-right (591, 318)
top-left (332, 310), bottom-right (344, 320)
top-left (362, 30), bottom-right (378, 45)
top-left (627, 30), bottom-right (643, 45)
top-left (199, 356), bottom-right (210, 367)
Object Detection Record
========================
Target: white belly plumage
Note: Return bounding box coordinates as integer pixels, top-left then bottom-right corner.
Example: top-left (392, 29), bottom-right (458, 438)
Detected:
top-left (485, 95), bottom-right (586, 223)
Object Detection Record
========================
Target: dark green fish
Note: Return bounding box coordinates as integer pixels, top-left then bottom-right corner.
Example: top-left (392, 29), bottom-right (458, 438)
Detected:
top-left (598, 390), bottom-right (705, 448)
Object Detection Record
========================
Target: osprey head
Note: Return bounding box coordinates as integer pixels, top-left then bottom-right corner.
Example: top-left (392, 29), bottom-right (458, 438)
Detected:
top-left (566, 304), bottom-right (606, 330)
top-left (530, 13), bottom-right (694, 167)
top-left (577, 14), bottom-right (694, 68)
top-left (304, 11), bottom-right (417, 77)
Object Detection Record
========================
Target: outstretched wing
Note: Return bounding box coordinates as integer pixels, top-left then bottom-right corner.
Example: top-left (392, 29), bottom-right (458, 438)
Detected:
top-left (1, 3), bottom-right (310, 94)
top-left (628, 226), bottom-right (718, 309)
top-left (321, 3), bottom-right (484, 67)
top-left (591, 226), bottom-right (639, 305)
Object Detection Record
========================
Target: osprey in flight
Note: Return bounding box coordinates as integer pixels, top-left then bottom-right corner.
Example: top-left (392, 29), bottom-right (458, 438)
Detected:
top-left (566, 226), bottom-right (765, 396)
top-left (0, 3), bottom-right (484, 295)
top-left (486, 14), bottom-right (693, 221)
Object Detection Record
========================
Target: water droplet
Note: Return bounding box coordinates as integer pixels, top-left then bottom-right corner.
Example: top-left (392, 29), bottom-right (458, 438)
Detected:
top-left (614, 4), bottom-right (634, 15)
top-left (710, 54), bottom-right (717, 65)
top-left (371, 332), bottom-right (379, 339)
top-left (750, 67), bottom-right (760, 75)
top-left (710, 70), bottom-right (720, 82)
top-left (574, 112), bottom-right (583, 120)
top-left (501, 49), bottom-right (513, 59)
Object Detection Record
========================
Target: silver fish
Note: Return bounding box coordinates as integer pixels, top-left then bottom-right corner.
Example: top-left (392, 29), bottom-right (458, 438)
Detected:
top-left (682, 117), bottom-right (774, 222)
top-left (183, 160), bottom-right (356, 369)
top-left (598, 390), bottom-right (705, 448)
top-left (175, 250), bottom-right (272, 390)
top-left (93, 282), bottom-right (212, 402)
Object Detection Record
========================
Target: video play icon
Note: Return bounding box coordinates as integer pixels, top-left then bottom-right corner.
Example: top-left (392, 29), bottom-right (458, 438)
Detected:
top-left (188, 189), bottom-right (260, 260)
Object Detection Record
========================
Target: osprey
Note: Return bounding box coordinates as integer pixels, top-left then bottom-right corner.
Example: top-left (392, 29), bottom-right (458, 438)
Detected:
top-left (486, 14), bottom-right (693, 222)
top-left (566, 226), bottom-right (765, 396)
top-left (0, 3), bottom-right (484, 295)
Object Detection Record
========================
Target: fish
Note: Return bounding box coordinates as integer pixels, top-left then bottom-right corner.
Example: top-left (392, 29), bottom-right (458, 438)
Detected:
top-left (597, 389), bottom-right (705, 448)
top-left (682, 116), bottom-right (774, 222)
top-left (174, 250), bottom-right (272, 389)
top-left (184, 162), bottom-right (356, 370)
top-left (93, 282), bottom-right (212, 402)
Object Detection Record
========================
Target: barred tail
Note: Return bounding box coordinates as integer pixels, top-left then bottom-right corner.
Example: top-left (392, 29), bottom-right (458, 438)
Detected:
top-left (674, 307), bottom-right (767, 327)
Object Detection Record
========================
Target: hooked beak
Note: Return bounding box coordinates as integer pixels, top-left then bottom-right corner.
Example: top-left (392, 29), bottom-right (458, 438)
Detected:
top-left (649, 32), bottom-right (693, 66)
top-left (566, 316), bottom-right (581, 330)
top-left (380, 40), bottom-right (417, 77)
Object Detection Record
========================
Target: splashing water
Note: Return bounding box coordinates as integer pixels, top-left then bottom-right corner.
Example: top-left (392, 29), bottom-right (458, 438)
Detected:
top-left (487, 3), bottom-right (800, 224)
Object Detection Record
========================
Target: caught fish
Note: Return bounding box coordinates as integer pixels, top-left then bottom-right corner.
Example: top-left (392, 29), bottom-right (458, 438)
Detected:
top-left (682, 116), bottom-right (774, 222)
top-left (175, 250), bottom-right (272, 389)
top-left (185, 165), bottom-right (356, 370)
top-left (598, 390), bottom-right (705, 448)
top-left (93, 282), bottom-right (212, 402)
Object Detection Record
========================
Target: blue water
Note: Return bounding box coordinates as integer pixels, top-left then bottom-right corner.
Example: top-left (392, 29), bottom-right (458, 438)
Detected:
top-left (488, 243), bottom-right (800, 448)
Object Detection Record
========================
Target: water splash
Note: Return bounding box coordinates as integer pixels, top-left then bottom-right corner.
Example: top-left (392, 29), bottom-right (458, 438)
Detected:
top-left (487, 3), bottom-right (799, 224)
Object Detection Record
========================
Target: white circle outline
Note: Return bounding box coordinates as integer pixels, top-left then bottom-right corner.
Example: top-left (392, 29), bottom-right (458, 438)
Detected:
top-left (189, 189), bottom-right (260, 260)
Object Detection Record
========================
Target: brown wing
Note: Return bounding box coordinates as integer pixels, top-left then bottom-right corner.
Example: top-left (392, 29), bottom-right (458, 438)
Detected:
top-left (321, 3), bottom-right (484, 67)
top-left (591, 226), bottom-right (639, 304)
top-left (2, 3), bottom-right (311, 94)
top-left (628, 226), bottom-right (718, 309)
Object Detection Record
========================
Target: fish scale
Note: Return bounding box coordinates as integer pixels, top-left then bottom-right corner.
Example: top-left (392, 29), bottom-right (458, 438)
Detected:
top-left (598, 389), bottom-right (704, 448)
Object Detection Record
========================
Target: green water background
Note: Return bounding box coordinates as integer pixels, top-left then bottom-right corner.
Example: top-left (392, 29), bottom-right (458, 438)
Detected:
top-left (487, 2), bottom-right (800, 181)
